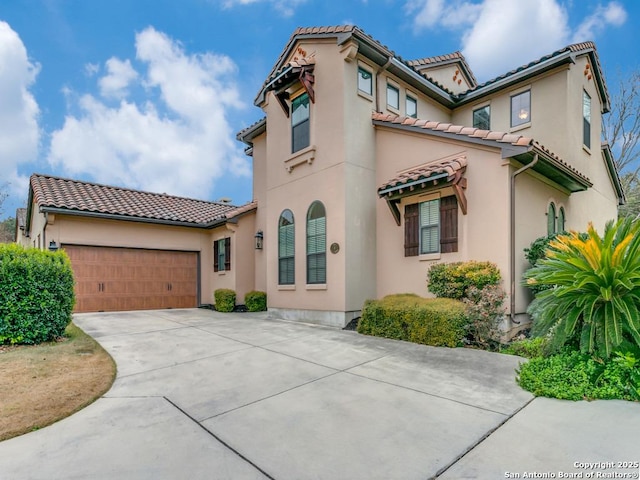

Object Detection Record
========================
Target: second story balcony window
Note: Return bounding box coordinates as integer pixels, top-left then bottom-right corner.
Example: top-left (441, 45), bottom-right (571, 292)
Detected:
top-left (291, 92), bottom-right (310, 153)
top-left (511, 90), bottom-right (531, 128)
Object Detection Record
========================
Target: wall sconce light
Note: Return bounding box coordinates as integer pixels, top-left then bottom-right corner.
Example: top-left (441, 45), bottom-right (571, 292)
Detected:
top-left (48, 240), bottom-right (59, 252)
top-left (254, 230), bottom-right (263, 250)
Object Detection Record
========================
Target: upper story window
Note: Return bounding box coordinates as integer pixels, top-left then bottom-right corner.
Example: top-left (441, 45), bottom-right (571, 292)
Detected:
top-left (306, 201), bottom-right (326, 284)
top-left (511, 90), bottom-right (531, 128)
top-left (473, 105), bottom-right (490, 130)
top-left (358, 67), bottom-right (372, 95)
top-left (214, 237), bottom-right (231, 272)
top-left (278, 209), bottom-right (295, 285)
top-left (291, 92), bottom-right (310, 153)
top-left (387, 83), bottom-right (399, 110)
top-left (547, 202), bottom-right (557, 235)
top-left (406, 95), bottom-right (417, 118)
top-left (583, 90), bottom-right (591, 149)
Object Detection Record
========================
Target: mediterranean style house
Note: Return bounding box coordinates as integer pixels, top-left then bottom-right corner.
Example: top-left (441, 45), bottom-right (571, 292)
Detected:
top-left (19, 25), bottom-right (624, 333)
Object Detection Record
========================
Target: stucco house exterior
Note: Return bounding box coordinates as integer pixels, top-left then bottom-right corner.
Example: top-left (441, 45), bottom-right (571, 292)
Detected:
top-left (20, 25), bottom-right (623, 332)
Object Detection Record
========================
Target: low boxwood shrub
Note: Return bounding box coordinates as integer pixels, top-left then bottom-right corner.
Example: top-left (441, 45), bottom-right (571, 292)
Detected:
top-left (516, 346), bottom-right (640, 401)
top-left (357, 294), bottom-right (467, 347)
top-left (427, 261), bottom-right (501, 300)
top-left (245, 290), bottom-right (267, 312)
top-left (0, 244), bottom-right (75, 344)
top-left (502, 337), bottom-right (547, 359)
top-left (214, 288), bottom-right (236, 312)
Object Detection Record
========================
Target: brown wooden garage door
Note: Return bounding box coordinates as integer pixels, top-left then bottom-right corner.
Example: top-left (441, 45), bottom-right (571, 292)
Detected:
top-left (64, 245), bottom-right (198, 313)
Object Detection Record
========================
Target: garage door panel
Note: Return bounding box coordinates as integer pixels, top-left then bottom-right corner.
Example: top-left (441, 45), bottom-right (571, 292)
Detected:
top-left (65, 245), bottom-right (198, 313)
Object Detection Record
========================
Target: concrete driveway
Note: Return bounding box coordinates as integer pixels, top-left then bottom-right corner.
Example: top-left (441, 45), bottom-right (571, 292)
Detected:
top-left (0, 309), bottom-right (638, 480)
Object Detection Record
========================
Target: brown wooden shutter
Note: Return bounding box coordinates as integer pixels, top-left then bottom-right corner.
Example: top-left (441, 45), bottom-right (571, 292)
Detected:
top-left (224, 237), bottom-right (231, 271)
top-left (440, 196), bottom-right (458, 253)
top-left (213, 240), bottom-right (219, 272)
top-left (404, 203), bottom-right (419, 257)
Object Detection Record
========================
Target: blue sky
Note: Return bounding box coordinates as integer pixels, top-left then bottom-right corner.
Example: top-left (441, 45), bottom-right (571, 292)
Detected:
top-left (1, 0), bottom-right (638, 219)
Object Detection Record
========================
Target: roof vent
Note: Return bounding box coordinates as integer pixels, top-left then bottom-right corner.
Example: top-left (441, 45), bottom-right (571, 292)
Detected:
top-left (218, 197), bottom-right (232, 204)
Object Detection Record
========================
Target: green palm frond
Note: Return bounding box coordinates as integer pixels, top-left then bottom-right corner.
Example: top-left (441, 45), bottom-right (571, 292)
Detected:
top-left (525, 217), bottom-right (640, 357)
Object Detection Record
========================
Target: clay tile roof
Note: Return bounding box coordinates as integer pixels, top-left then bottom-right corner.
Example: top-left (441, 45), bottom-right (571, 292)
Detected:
top-left (371, 112), bottom-right (592, 187)
top-left (379, 156), bottom-right (467, 194)
top-left (29, 174), bottom-right (245, 226)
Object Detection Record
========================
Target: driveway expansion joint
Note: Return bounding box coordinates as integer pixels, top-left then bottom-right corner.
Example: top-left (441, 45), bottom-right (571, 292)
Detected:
top-left (162, 396), bottom-right (276, 480)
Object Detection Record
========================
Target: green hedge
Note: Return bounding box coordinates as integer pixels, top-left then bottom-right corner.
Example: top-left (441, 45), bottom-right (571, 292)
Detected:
top-left (427, 261), bottom-right (501, 300)
top-left (0, 244), bottom-right (75, 344)
top-left (357, 294), bottom-right (467, 347)
top-left (214, 288), bottom-right (236, 312)
top-left (245, 290), bottom-right (267, 312)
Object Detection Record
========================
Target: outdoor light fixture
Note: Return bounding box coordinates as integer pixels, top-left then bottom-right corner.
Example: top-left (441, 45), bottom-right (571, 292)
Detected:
top-left (48, 240), bottom-right (59, 252)
top-left (254, 230), bottom-right (263, 250)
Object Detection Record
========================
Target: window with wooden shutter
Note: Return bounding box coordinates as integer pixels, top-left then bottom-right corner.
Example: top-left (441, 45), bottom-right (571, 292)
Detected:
top-left (213, 240), bottom-right (219, 272)
top-left (224, 237), bottom-right (231, 271)
top-left (404, 203), bottom-right (419, 257)
top-left (440, 196), bottom-right (458, 253)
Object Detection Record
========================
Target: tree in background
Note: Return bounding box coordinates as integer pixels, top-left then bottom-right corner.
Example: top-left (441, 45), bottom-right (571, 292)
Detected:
top-left (0, 218), bottom-right (16, 243)
top-left (603, 71), bottom-right (640, 218)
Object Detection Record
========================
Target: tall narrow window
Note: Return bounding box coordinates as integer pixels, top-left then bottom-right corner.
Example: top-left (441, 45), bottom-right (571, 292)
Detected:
top-left (558, 207), bottom-right (566, 232)
top-left (358, 67), bottom-right (372, 95)
top-left (387, 84), bottom-right (399, 110)
top-left (420, 199), bottom-right (440, 254)
top-left (291, 92), bottom-right (310, 153)
top-left (583, 91), bottom-right (591, 149)
top-left (547, 203), bottom-right (557, 235)
top-left (473, 105), bottom-right (490, 130)
top-left (406, 95), bottom-right (417, 118)
top-left (214, 238), bottom-right (231, 272)
top-left (511, 90), bottom-right (531, 127)
top-left (306, 201), bottom-right (326, 284)
top-left (278, 209), bottom-right (295, 285)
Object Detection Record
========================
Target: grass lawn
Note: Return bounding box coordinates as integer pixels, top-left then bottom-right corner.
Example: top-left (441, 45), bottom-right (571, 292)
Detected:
top-left (0, 323), bottom-right (115, 442)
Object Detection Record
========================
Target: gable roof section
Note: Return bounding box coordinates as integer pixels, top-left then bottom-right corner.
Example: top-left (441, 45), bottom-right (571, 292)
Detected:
top-left (456, 41), bottom-right (610, 112)
top-left (254, 25), bottom-right (457, 108)
top-left (407, 51), bottom-right (477, 89)
top-left (378, 156), bottom-right (467, 195)
top-left (602, 143), bottom-right (626, 205)
top-left (372, 113), bottom-right (592, 192)
top-left (26, 174), bottom-right (256, 230)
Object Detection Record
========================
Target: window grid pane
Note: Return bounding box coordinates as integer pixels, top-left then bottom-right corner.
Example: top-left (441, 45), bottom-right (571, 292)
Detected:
top-left (511, 91), bottom-right (531, 127)
top-left (218, 239), bottom-right (226, 271)
top-left (307, 203), bottom-right (326, 284)
top-left (358, 67), bottom-right (372, 95)
top-left (419, 199), bottom-right (440, 254)
top-left (387, 84), bottom-right (399, 110)
top-left (473, 106), bottom-right (490, 130)
top-left (278, 211), bottom-right (295, 284)
top-left (583, 91), bottom-right (591, 148)
top-left (406, 96), bottom-right (417, 118)
top-left (547, 203), bottom-right (557, 235)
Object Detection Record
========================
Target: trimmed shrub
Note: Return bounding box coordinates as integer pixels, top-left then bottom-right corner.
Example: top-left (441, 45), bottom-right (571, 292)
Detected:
top-left (357, 294), bottom-right (467, 347)
top-left (427, 261), bottom-right (501, 300)
top-left (516, 346), bottom-right (640, 401)
top-left (502, 337), bottom-right (547, 359)
top-left (0, 244), bottom-right (75, 344)
top-left (462, 284), bottom-right (506, 350)
top-left (523, 234), bottom-right (560, 295)
top-left (214, 288), bottom-right (236, 312)
top-left (245, 290), bottom-right (267, 312)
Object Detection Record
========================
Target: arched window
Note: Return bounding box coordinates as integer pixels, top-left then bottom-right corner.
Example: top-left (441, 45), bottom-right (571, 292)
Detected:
top-left (557, 207), bottom-right (566, 233)
top-left (547, 202), bottom-right (557, 235)
top-left (278, 210), bottom-right (295, 285)
top-left (306, 201), bottom-right (326, 284)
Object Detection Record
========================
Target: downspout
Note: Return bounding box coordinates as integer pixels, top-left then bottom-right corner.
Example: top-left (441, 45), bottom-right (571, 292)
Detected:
top-left (509, 153), bottom-right (539, 325)
top-left (375, 57), bottom-right (393, 112)
top-left (43, 211), bottom-right (48, 251)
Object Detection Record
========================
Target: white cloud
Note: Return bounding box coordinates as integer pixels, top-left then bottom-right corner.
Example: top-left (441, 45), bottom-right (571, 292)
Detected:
top-left (84, 62), bottom-right (100, 77)
top-left (406, 0), bottom-right (482, 29)
top-left (48, 26), bottom-right (250, 200)
top-left (461, 0), bottom-right (569, 81)
top-left (572, 1), bottom-right (627, 43)
top-left (405, 0), bottom-right (627, 82)
top-left (220, 0), bottom-right (307, 17)
top-left (98, 57), bottom-right (138, 99)
top-left (0, 21), bottom-right (40, 196)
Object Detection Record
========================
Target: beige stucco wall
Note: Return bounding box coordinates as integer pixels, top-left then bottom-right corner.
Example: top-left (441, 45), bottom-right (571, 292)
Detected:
top-left (417, 63), bottom-right (473, 94)
top-left (374, 127), bottom-right (513, 307)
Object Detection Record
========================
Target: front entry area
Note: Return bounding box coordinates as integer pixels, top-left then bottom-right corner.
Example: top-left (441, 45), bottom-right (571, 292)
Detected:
top-left (64, 245), bottom-right (198, 312)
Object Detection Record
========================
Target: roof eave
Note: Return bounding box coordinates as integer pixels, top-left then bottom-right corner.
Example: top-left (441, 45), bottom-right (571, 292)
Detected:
top-left (237, 117), bottom-right (267, 146)
top-left (39, 206), bottom-right (223, 229)
top-left (602, 144), bottom-right (625, 205)
top-left (457, 52), bottom-right (576, 105)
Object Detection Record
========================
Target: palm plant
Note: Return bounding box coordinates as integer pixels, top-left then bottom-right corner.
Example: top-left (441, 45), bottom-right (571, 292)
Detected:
top-left (525, 217), bottom-right (640, 358)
